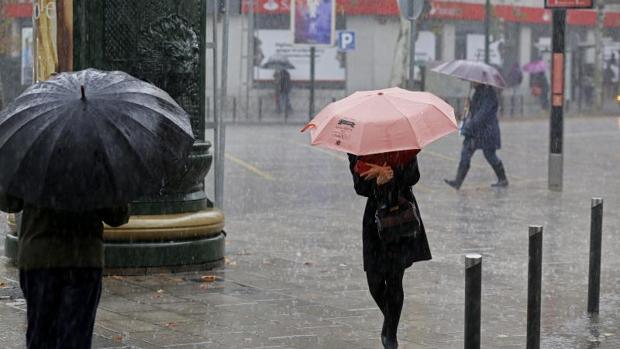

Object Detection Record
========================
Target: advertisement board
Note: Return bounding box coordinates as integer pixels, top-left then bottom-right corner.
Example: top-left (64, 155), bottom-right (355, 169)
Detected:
top-left (254, 30), bottom-right (345, 81)
top-left (291, 0), bottom-right (336, 46)
top-left (466, 35), bottom-right (502, 65)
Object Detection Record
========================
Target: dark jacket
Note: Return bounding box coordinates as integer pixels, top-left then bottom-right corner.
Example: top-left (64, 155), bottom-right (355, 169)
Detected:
top-left (462, 85), bottom-right (501, 150)
top-left (348, 154), bottom-right (431, 273)
top-left (0, 192), bottom-right (129, 270)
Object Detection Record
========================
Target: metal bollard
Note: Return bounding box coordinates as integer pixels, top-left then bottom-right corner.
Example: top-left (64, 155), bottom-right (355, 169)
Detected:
top-left (465, 253), bottom-right (482, 349)
top-left (588, 198), bottom-right (604, 314)
top-left (258, 97), bottom-right (262, 121)
top-left (527, 225), bottom-right (543, 349)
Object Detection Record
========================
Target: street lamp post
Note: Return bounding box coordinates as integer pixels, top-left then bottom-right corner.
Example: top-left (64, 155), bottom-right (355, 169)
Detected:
top-left (408, 16), bottom-right (417, 90)
top-left (400, 0), bottom-right (424, 90)
top-left (484, 0), bottom-right (491, 64)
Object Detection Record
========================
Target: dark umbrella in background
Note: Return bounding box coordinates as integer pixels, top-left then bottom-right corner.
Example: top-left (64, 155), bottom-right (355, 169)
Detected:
top-left (432, 60), bottom-right (507, 89)
top-left (0, 69), bottom-right (195, 211)
top-left (261, 54), bottom-right (295, 70)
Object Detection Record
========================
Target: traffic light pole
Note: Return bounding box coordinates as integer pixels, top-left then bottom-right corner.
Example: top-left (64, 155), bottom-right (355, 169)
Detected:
top-left (548, 9), bottom-right (566, 191)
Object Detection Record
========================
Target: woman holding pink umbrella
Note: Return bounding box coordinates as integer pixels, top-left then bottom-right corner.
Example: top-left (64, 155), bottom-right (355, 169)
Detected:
top-left (302, 87), bottom-right (457, 348)
top-left (348, 150), bottom-right (430, 348)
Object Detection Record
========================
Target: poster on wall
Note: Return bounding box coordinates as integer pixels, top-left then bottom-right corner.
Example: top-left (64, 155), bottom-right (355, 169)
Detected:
top-left (21, 27), bottom-right (34, 85)
top-left (291, 0), bottom-right (336, 46)
top-left (466, 34), bottom-right (502, 66)
top-left (254, 30), bottom-right (345, 81)
top-left (414, 31), bottom-right (436, 63)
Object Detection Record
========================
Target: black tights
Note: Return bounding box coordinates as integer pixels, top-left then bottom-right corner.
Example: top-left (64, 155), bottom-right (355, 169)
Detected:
top-left (366, 268), bottom-right (405, 341)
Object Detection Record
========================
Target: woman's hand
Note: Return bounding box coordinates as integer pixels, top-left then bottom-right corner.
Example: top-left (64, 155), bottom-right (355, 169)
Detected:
top-left (376, 167), bottom-right (394, 186)
top-left (360, 163), bottom-right (384, 180)
top-left (361, 162), bottom-right (393, 185)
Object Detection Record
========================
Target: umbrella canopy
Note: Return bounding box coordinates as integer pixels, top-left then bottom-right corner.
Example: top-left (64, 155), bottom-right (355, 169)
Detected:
top-left (301, 87), bottom-right (457, 156)
top-left (432, 60), bottom-right (507, 89)
top-left (0, 69), bottom-right (195, 211)
top-left (523, 60), bottom-right (547, 74)
top-left (261, 54), bottom-right (295, 70)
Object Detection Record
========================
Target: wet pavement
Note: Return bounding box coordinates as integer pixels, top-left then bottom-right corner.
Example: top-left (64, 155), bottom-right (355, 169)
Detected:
top-left (1, 116), bottom-right (619, 348)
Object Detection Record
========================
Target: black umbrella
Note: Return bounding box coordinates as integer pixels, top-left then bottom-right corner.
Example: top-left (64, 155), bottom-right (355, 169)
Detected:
top-left (0, 69), bottom-right (195, 211)
top-left (261, 54), bottom-right (295, 70)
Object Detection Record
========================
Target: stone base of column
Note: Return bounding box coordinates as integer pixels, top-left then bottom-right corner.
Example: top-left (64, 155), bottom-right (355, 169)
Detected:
top-left (4, 209), bottom-right (225, 275)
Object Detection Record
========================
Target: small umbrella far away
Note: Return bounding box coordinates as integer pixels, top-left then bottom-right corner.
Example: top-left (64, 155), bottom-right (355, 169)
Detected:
top-left (261, 54), bottom-right (295, 70)
top-left (432, 59), bottom-right (507, 89)
top-left (522, 60), bottom-right (547, 74)
top-left (0, 69), bottom-right (195, 211)
top-left (301, 87), bottom-right (457, 156)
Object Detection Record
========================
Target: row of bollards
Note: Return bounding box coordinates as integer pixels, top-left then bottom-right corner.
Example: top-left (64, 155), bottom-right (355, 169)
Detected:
top-left (464, 198), bottom-right (604, 349)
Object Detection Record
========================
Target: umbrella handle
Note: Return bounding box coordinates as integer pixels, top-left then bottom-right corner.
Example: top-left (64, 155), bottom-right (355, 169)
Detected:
top-left (300, 123), bottom-right (316, 133)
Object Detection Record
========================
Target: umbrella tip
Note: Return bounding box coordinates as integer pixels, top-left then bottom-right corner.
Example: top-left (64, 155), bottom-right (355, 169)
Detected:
top-left (300, 123), bottom-right (316, 133)
top-left (80, 85), bottom-right (86, 100)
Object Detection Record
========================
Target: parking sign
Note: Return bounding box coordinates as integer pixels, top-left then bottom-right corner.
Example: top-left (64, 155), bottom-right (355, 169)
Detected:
top-left (338, 31), bottom-right (356, 51)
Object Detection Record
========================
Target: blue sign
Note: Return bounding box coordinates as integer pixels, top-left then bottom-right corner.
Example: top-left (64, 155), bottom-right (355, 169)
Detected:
top-left (338, 31), bottom-right (356, 51)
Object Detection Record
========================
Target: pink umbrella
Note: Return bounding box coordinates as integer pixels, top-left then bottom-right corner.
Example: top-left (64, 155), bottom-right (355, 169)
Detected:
top-left (300, 87), bottom-right (457, 156)
top-left (432, 60), bottom-right (507, 89)
top-left (523, 60), bottom-right (547, 74)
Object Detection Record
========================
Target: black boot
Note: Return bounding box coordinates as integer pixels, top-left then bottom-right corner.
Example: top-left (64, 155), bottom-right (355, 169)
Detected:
top-left (444, 164), bottom-right (469, 190)
top-left (491, 161), bottom-right (509, 188)
top-left (382, 336), bottom-right (398, 349)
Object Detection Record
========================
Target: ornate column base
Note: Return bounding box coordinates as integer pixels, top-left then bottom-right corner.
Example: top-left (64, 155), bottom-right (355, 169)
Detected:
top-left (4, 209), bottom-right (225, 275)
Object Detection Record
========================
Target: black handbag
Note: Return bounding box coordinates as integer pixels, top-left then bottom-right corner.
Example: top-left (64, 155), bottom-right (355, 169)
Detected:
top-left (375, 193), bottom-right (421, 243)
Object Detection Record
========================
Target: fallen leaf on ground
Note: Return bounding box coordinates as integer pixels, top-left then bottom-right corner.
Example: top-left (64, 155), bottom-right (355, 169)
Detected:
top-left (165, 322), bottom-right (177, 328)
top-left (200, 275), bottom-right (217, 283)
top-left (112, 335), bottom-right (124, 342)
top-left (303, 262), bottom-right (313, 267)
top-left (0, 282), bottom-right (6, 288)
top-left (157, 289), bottom-right (164, 293)
top-left (224, 257), bottom-right (237, 266)
top-left (110, 275), bottom-right (125, 281)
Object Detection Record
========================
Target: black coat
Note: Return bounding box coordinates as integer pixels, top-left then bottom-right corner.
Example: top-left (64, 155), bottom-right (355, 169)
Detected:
top-left (348, 154), bottom-right (432, 273)
top-left (462, 85), bottom-right (501, 150)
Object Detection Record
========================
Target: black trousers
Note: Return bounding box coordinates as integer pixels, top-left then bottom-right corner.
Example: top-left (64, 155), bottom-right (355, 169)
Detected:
top-left (19, 268), bottom-right (103, 349)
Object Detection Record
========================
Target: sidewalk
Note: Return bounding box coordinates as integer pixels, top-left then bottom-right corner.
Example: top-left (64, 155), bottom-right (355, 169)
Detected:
top-left (1, 116), bottom-right (620, 348)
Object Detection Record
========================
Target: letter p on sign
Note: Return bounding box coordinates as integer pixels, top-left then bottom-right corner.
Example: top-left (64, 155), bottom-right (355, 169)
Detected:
top-left (338, 31), bottom-right (356, 51)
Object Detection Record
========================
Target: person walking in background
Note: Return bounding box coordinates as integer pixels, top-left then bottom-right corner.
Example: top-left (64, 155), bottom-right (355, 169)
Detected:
top-left (444, 82), bottom-right (508, 190)
top-left (531, 72), bottom-right (549, 110)
top-left (348, 150), bottom-right (432, 349)
top-left (273, 68), bottom-right (292, 114)
top-left (0, 192), bottom-right (129, 349)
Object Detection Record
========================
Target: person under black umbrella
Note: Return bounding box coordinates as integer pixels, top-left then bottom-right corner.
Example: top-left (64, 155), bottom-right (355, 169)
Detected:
top-left (444, 82), bottom-right (509, 189)
top-left (0, 193), bottom-right (128, 349)
top-left (274, 68), bottom-right (292, 114)
top-left (0, 69), bottom-right (194, 348)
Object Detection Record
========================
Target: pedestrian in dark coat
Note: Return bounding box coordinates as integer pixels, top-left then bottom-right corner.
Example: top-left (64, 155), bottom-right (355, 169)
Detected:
top-left (0, 192), bottom-right (129, 349)
top-left (444, 83), bottom-right (508, 189)
top-left (348, 151), bottom-right (431, 349)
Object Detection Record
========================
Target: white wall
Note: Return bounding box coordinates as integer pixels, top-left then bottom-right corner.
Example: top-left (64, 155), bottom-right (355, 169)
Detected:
top-left (346, 16), bottom-right (401, 92)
